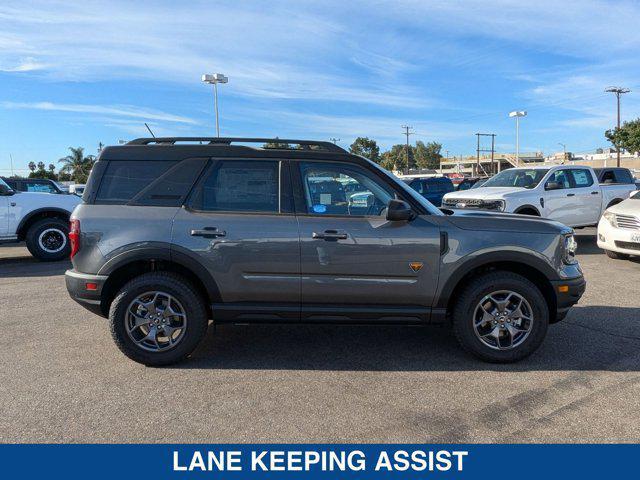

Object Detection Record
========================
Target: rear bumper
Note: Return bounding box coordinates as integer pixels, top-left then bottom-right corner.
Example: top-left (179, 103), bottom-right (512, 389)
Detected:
top-left (65, 269), bottom-right (108, 317)
top-left (551, 275), bottom-right (586, 322)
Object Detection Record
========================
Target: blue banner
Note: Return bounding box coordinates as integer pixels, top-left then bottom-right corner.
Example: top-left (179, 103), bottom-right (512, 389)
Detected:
top-left (0, 444), bottom-right (636, 479)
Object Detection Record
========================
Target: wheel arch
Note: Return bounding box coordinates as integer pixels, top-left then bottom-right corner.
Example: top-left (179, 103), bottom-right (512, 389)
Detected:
top-left (16, 208), bottom-right (71, 241)
top-left (606, 198), bottom-right (624, 209)
top-left (97, 245), bottom-right (221, 318)
top-left (514, 204), bottom-right (541, 216)
top-left (435, 251), bottom-right (558, 323)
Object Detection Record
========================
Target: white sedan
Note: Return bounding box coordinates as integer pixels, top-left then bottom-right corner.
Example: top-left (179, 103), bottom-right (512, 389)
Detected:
top-left (597, 190), bottom-right (640, 259)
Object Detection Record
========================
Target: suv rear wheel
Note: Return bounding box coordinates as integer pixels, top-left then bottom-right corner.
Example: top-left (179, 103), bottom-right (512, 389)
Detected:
top-left (109, 272), bottom-right (209, 366)
top-left (25, 217), bottom-right (70, 261)
top-left (452, 271), bottom-right (549, 363)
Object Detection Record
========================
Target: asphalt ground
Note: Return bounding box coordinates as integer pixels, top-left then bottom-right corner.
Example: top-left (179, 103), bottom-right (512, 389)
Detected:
top-left (1, 228), bottom-right (639, 443)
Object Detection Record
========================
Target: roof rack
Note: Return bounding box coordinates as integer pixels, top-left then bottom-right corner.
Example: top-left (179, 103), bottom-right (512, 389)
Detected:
top-left (126, 137), bottom-right (346, 153)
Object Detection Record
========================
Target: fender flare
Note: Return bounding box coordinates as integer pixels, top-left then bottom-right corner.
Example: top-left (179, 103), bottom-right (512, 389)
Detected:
top-left (434, 249), bottom-right (558, 309)
top-left (97, 242), bottom-right (222, 303)
top-left (16, 207), bottom-right (72, 236)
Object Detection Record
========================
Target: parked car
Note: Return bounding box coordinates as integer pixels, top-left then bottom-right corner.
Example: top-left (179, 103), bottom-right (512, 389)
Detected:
top-left (405, 176), bottom-right (454, 206)
top-left (442, 165), bottom-right (637, 228)
top-left (65, 137), bottom-right (585, 366)
top-left (2, 177), bottom-right (65, 195)
top-left (597, 190), bottom-right (640, 260)
top-left (593, 167), bottom-right (636, 185)
top-left (470, 178), bottom-right (489, 189)
top-left (456, 177), bottom-right (488, 191)
top-left (69, 184), bottom-right (86, 196)
top-left (0, 177), bottom-right (81, 260)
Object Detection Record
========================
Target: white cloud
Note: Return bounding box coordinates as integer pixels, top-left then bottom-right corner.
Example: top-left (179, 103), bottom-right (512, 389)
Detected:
top-left (0, 57), bottom-right (47, 72)
top-left (1, 101), bottom-right (198, 125)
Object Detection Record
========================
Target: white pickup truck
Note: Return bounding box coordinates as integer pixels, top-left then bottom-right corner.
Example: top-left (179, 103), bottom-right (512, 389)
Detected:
top-left (442, 165), bottom-right (637, 228)
top-left (0, 177), bottom-right (81, 260)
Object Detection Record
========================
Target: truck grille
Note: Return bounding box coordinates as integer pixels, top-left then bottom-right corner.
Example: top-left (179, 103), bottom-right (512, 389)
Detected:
top-left (614, 241), bottom-right (640, 251)
top-left (615, 214), bottom-right (640, 230)
top-left (442, 198), bottom-right (502, 210)
top-left (442, 198), bottom-right (483, 208)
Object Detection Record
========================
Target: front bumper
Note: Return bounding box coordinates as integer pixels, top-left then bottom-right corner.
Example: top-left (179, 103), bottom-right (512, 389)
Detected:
top-left (597, 218), bottom-right (640, 256)
top-left (65, 269), bottom-right (108, 317)
top-left (551, 275), bottom-right (586, 322)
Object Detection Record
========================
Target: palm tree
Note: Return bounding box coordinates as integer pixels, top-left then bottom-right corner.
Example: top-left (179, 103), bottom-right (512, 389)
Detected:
top-left (28, 161), bottom-right (36, 172)
top-left (58, 147), bottom-right (95, 183)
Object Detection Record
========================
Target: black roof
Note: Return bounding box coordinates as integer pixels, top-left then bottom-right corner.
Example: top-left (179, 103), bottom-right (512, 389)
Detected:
top-left (99, 137), bottom-right (364, 163)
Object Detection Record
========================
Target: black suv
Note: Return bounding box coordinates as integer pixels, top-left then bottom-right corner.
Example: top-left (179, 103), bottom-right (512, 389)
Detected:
top-left (65, 138), bottom-right (585, 366)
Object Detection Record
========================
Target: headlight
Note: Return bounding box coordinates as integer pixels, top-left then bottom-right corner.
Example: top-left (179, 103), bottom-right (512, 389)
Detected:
top-left (562, 233), bottom-right (578, 264)
top-left (483, 199), bottom-right (506, 211)
top-left (602, 210), bottom-right (617, 227)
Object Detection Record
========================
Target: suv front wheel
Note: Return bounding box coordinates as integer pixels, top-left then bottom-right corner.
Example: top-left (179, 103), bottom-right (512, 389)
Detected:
top-left (109, 272), bottom-right (209, 366)
top-left (452, 271), bottom-right (549, 363)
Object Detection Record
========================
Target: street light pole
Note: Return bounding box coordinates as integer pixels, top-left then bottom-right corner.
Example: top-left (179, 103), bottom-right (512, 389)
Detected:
top-left (202, 73), bottom-right (229, 137)
top-left (558, 142), bottom-right (566, 163)
top-left (605, 86), bottom-right (631, 167)
top-left (509, 111), bottom-right (527, 166)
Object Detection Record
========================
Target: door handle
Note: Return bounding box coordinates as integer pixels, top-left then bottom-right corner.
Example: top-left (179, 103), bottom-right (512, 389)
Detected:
top-left (312, 229), bottom-right (348, 240)
top-left (591, 191), bottom-right (599, 195)
top-left (566, 193), bottom-right (575, 197)
top-left (190, 227), bottom-right (226, 238)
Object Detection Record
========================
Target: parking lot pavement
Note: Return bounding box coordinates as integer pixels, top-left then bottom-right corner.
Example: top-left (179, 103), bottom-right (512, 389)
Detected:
top-left (0, 227), bottom-right (639, 443)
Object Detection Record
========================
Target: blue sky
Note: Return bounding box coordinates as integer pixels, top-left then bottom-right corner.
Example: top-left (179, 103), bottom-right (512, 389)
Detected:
top-left (1, 0), bottom-right (640, 175)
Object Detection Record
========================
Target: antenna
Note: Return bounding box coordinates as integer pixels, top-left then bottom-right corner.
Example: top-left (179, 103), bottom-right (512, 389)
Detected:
top-left (144, 123), bottom-right (156, 138)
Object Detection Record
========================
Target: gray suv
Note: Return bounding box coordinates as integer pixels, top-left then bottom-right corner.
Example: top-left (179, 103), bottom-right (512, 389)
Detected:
top-left (65, 137), bottom-right (585, 366)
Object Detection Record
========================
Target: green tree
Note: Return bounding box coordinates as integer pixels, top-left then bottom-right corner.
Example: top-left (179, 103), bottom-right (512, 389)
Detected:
top-left (605, 118), bottom-right (640, 155)
top-left (380, 144), bottom-right (415, 172)
top-left (262, 138), bottom-right (293, 149)
top-left (28, 161), bottom-right (36, 172)
top-left (414, 141), bottom-right (442, 170)
top-left (349, 137), bottom-right (380, 163)
top-left (58, 147), bottom-right (96, 183)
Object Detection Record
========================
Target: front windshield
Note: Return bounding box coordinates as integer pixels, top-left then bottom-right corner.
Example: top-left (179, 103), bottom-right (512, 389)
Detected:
top-left (632, 190), bottom-right (640, 199)
top-left (0, 177), bottom-right (11, 190)
top-left (482, 168), bottom-right (549, 189)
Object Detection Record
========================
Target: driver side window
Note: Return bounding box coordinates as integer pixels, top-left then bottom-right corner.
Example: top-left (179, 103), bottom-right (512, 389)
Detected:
top-left (299, 162), bottom-right (394, 216)
top-left (546, 169), bottom-right (572, 189)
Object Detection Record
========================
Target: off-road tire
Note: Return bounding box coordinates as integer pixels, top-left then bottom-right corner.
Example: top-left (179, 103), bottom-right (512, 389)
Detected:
top-left (25, 217), bottom-right (70, 261)
top-left (109, 272), bottom-right (209, 366)
top-left (452, 271), bottom-right (549, 363)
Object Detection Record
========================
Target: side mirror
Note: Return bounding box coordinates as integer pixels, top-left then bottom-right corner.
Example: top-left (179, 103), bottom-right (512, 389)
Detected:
top-left (545, 181), bottom-right (562, 191)
top-left (0, 184), bottom-right (15, 196)
top-left (386, 199), bottom-right (414, 222)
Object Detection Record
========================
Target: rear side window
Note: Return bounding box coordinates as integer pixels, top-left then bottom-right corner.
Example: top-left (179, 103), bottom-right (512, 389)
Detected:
top-left (96, 161), bottom-right (177, 204)
top-left (614, 169), bottom-right (633, 183)
top-left (130, 158), bottom-right (207, 207)
top-left (570, 169), bottom-right (594, 187)
top-left (190, 160), bottom-right (282, 213)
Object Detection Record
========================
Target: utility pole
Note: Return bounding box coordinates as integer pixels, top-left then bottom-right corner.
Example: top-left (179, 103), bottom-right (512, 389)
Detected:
top-left (9, 154), bottom-right (14, 177)
top-left (605, 86), bottom-right (631, 167)
top-left (475, 133), bottom-right (496, 176)
top-left (329, 137), bottom-right (340, 145)
top-left (401, 125), bottom-right (414, 174)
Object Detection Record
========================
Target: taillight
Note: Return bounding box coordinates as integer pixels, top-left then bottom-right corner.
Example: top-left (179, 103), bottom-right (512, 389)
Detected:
top-left (69, 219), bottom-right (80, 259)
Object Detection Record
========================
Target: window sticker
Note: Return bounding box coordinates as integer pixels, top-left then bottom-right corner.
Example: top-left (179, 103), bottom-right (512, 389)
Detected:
top-left (313, 204), bottom-right (327, 213)
top-left (319, 193), bottom-right (332, 205)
